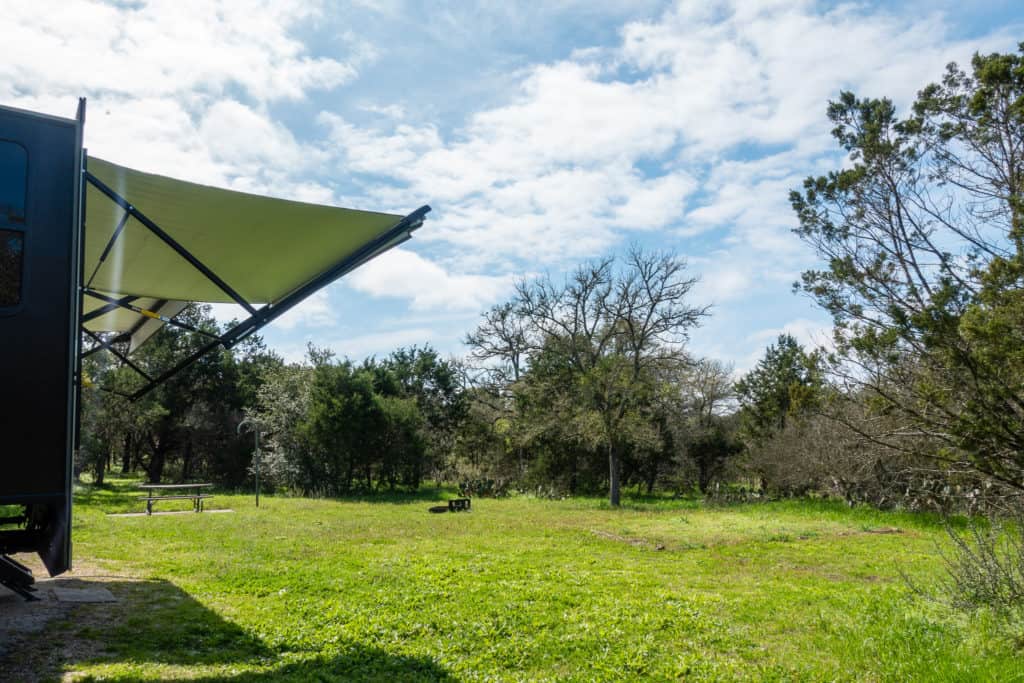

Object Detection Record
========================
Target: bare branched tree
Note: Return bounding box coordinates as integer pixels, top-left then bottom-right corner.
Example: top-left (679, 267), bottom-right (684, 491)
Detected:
top-left (467, 246), bottom-right (708, 505)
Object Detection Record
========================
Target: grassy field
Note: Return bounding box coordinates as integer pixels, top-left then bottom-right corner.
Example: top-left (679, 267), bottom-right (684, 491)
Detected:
top-left (3, 478), bottom-right (1021, 682)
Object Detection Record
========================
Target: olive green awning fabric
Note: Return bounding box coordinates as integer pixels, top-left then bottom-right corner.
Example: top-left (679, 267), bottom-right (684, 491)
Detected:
top-left (84, 156), bottom-right (405, 308)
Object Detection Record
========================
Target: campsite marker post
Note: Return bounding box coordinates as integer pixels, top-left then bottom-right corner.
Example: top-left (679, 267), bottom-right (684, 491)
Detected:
top-left (237, 418), bottom-right (263, 508)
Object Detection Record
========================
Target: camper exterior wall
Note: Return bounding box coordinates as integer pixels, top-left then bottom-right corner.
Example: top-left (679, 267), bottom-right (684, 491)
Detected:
top-left (0, 102), bottom-right (83, 577)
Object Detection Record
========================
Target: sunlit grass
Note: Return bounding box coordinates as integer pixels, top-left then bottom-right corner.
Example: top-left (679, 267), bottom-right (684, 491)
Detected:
top-left (15, 477), bottom-right (1021, 681)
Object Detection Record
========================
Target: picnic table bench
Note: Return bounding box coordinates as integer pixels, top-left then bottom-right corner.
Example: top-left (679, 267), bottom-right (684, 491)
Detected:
top-left (428, 498), bottom-right (472, 514)
top-left (137, 483), bottom-right (213, 515)
top-left (448, 498), bottom-right (471, 512)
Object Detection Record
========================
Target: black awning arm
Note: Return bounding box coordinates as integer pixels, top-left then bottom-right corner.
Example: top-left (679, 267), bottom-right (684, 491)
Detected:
top-left (85, 208), bottom-right (130, 289)
top-left (83, 289), bottom-right (222, 342)
top-left (83, 333), bottom-right (128, 358)
top-left (81, 294), bottom-right (139, 323)
top-left (83, 170), bottom-right (257, 316)
top-left (223, 205), bottom-right (430, 348)
top-left (123, 298), bottom-right (165, 338)
top-left (82, 329), bottom-right (154, 383)
top-left (129, 336), bottom-right (223, 400)
top-left (127, 204), bottom-right (431, 399)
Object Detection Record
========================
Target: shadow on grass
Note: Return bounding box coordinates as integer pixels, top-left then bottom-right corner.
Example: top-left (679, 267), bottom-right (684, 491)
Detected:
top-left (92, 649), bottom-right (459, 683)
top-left (568, 491), bottom-right (703, 513)
top-left (3, 577), bottom-right (457, 682)
top-left (191, 647), bottom-right (459, 682)
top-left (72, 484), bottom-right (142, 511)
top-left (76, 477), bottom-right (465, 511)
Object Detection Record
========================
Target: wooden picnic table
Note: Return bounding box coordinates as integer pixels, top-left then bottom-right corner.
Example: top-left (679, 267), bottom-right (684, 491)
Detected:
top-left (137, 483), bottom-right (214, 515)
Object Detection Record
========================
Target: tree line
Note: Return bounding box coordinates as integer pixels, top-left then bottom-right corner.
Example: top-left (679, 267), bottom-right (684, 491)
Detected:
top-left (80, 46), bottom-right (1024, 520)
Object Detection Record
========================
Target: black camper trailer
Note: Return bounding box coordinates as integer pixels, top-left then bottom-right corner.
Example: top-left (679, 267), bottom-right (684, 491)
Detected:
top-left (0, 101), bottom-right (84, 599)
top-left (0, 99), bottom-right (429, 601)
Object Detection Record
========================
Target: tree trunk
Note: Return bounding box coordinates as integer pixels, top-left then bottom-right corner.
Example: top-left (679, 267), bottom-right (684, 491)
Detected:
top-left (181, 439), bottom-right (194, 482)
top-left (698, 463), bottom-right (711, 494)
top-left (94, 452), bottom-right (106, 486)
top-left (146, 436), bottom-right (167, 484)
top-left (608, 443), bottom-right (620, 507)
top-left (569, 453), bottom-right (578, 496)
top-left (121, 433), bottom-right (132, 473)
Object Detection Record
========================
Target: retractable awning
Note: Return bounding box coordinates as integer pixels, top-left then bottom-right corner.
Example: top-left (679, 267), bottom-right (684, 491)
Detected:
top-left (80, 155), bottom-right (429, 397)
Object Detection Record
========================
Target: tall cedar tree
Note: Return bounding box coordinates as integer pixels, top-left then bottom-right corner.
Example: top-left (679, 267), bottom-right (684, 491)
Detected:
top-left (791, 45), bottom-right (1024, 491)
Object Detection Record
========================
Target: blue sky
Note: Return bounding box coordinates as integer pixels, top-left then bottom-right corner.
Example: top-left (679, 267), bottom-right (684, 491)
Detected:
top-left (5, 1), bottom-right (1021, 371)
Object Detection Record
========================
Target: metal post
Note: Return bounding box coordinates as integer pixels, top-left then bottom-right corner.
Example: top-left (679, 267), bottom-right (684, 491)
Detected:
top-left (237, 418), bottom-right (262, 508)
top-left (254, 428), bottom-right (260, 508)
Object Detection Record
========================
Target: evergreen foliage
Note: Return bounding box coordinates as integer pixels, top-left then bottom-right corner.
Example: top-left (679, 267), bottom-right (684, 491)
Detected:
top-left (791, 45), bottom-right (1024, 493)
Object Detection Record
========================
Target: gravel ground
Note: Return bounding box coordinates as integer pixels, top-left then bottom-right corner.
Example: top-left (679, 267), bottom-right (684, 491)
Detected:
top-left (0, 555), bottom-right (123, 683)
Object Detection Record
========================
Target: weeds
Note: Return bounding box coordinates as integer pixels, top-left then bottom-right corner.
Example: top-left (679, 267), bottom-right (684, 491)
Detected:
top-left (939, 509), bottom-right (1024, 615)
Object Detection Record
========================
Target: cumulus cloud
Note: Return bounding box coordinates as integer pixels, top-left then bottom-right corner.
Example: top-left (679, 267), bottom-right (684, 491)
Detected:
top-left (0, 0), bottom-right (357, 104)
top-left (748, 318), bottom-right (834, 350)
top-left (690, 260), bottom-right (755, 305)
top-left (270, 290), bottom-right (335, 331)
top-left (316, 0), bottom-right (1018, 283)
top-left (4, 0), bottom-right (1017, 365)
top-left (207, 289), bottom-right (335, 331)
top-left (0, 0), bottom-right (362, 199)
top-left (346, 248), bottom-right (513, 313)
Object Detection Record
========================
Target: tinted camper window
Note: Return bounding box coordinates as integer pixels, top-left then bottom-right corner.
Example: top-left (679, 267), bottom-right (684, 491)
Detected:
top-left (0, 140), bottom-right (27, 307)
top-left (0, 229), bottom-right (24, 306)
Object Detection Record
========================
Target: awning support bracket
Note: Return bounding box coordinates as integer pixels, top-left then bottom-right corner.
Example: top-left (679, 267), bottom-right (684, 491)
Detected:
top-left (83, 289), bottom-right (222, 342)
top-left (85, 209), bottom-right (131, 289)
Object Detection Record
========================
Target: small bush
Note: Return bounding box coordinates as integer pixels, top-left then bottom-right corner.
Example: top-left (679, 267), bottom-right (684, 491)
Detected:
top-left (939, 509), bottom-right (1024, 615)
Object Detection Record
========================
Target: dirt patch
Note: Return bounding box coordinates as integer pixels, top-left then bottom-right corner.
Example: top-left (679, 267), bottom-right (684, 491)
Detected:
top-left (590, 529), bottom-right (666, 551)
top-left (835, 526), bottom-right (910, 538)
top-left (786, 563), bottom-right (893, 585)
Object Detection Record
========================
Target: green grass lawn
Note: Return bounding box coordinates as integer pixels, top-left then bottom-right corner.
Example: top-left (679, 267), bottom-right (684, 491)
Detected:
top-left (7, 478), bottom-right (1022, 681)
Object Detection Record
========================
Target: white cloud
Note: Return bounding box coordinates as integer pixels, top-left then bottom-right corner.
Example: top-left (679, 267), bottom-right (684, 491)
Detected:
top-left (332, 327), bottom-right (444, 359)
top-left (745, 317), bottom-right (835, 364)
top-left (6, 0), bottom-right (1018, 369)
top-left (199, 100), bottom-right (308, 170)
top-left (613, 172), bottom-right (695, 230)
top-left (207, 303), bottom-right (249, 325)
top-left (691, 261), bottom-right (754, 305)
top-left (346, 248), bottom-right (513, 313)
top-left (357, 103), bottom-right (406, 120)
top-left (0, 0), bottom-right (357, 104)
top-left (0, 0), bottom-right (362, 203)
top-left (269, 290), bottom-right (335, 331)
top-left (315, 0), bottom-right (1019, 280)
top-left (207, 289), bottom-right (335, 331)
